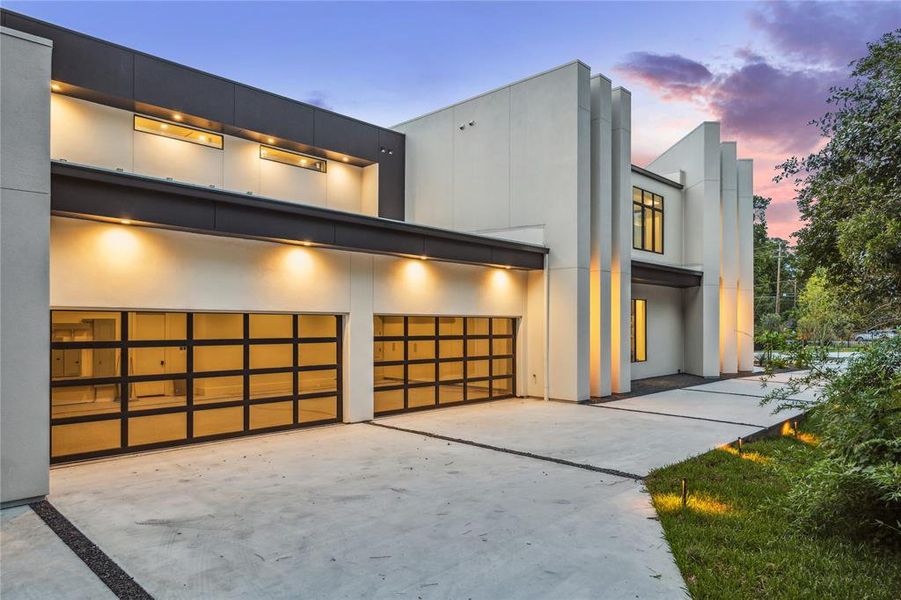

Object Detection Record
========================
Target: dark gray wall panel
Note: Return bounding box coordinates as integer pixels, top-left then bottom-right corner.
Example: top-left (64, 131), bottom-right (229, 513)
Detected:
top-left (4, 13), bottom-right (133, 99)
top-left (378, 129), bottom-right (404, 154)
top-left (334, 224), bottom-right (423, 256)
top-left (134, 55), bottom-right (235, 124)
top-left (377, 138), bottom-right (405, 220)
top-left (51, 177), bottom-right (216, 231)
top-left (50, 163), bottom-right (546, 269)
top-left (234, 86), bottom-right (315, 144)
top-left (215, 205), bottom-right (335, 245)
top-left (631, 261), bottom-right (702, 288)
top-left (424, 238), bottom-right (493, 264)
top-left (314, 111), bottom-right (379, 161)
top-left (492, 247), bottom-right (545, 270)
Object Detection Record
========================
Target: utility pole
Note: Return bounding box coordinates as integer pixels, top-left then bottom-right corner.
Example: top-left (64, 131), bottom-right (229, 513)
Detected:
top-left (775, 243), bottom-right (783, 316)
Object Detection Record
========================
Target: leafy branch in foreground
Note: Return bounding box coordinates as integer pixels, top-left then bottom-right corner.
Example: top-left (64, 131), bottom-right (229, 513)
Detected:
top-left (761, 337), bottom-right (901, 541)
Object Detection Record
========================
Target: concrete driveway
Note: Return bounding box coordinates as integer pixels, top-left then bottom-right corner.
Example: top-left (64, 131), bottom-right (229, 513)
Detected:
top-left (378, 374), bottom-right (811, 477)
top-left (1, 373), bottom-right (815, 599)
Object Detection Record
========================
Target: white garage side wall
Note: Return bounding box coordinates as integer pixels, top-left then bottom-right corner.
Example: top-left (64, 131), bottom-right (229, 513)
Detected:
top-left (0, 28), bottom-right (52, 506)
top-left (49, 218), bottom-right (529, 421)
top-left (394, 62), bottom-right (592, 401)
top-left (631, 284), bottom-right (684, 380)
top-left (648, 122), bottom-right (721, 377)
top-left (629, 172), bottom-right (684, 268)
top-left (49, 94), bottom-right (372, 214)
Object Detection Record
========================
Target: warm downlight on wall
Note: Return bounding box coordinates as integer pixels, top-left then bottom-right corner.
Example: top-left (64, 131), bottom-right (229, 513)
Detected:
top-left (49, 92), bottom-right (379, 216)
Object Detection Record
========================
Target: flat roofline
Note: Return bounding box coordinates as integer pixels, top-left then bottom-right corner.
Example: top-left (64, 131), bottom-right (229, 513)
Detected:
top-left (630, 164), bottom-right (684, 190)
top-left (393, 59), bottom-right (591, 128)
top-left (0, 24), bottom-right (52, 46)
top-left (0, 9), bottom-right (392, 135)
top-left (50, 162), bottom-right (548, 270)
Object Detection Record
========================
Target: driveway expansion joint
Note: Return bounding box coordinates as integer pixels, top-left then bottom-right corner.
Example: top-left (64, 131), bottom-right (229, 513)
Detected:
top-left (587, 403), bottom-right (767, 429)
top-left (28, 500), bottom-right (153, 600)
top-left (369, 421), bottom-right (646, 481)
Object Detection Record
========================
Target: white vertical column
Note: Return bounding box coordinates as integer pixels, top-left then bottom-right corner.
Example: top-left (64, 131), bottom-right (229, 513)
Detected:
top-left (736, 159), bottom-right (755, 371)
top-left (610, 87), bottom-right (632, 392)
top-left (1, 27), bottom-right (52, 506)
top-left (344, 254), bottom-right (374, 422)
top-left (699, 124), bottom-right (722, 378)
top-left (589, 75), bottom-right (613, 398)
top-left (719, 142), bottom-right (738, 374)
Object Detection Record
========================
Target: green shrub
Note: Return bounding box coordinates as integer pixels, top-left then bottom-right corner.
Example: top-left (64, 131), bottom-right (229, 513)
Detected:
top-left (756, 329), bottom-right (789, 368)
top-left (763, 337), bottom-right (901, 542)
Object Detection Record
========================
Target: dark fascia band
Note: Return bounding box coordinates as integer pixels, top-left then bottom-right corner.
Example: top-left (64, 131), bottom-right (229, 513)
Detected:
top-left (630, 164), bottom-right (684, 190)
top-left (50, 162), bottom-right (548, 270)
top-left (631, 260), bottom-right (702, 288)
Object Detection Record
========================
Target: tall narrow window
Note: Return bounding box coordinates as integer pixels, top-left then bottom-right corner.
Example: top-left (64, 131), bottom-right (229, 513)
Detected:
top-left (631, 299), bottom-right (647, 363)
top-left (632, 187), bottom-right (664, 253)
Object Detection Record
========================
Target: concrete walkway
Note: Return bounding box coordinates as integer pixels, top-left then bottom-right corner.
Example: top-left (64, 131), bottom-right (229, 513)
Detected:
top-left (0, 505), bottom-right (115, 599)
top-left (1, 373), bottom-right (816, 599)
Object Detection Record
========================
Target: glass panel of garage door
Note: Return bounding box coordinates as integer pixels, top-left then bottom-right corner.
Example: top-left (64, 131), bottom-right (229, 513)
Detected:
top-left (373, 314), bottom-right (515, 415)
top-left (49, 310), bottom-right (343, 463)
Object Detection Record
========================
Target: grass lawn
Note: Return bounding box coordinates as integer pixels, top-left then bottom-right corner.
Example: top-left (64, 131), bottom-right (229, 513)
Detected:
top-left (645, 423), bottom-right (901, 599)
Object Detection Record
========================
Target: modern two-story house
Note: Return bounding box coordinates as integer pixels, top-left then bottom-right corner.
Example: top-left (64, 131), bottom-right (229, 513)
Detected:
top-left (0, 11), bottom-right (753, 506)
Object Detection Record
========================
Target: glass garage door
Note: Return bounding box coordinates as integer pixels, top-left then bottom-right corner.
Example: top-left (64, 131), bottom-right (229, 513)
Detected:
top-left (373, 316), bottom-right (515, 415)
top-left (49, 310), bottom-right (342, 463)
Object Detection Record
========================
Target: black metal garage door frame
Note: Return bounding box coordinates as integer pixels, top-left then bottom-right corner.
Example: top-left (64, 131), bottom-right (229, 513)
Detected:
top-left (49, 310), bottom-right (342, 463)
top-left (373, 316), bottom-right (516, 416)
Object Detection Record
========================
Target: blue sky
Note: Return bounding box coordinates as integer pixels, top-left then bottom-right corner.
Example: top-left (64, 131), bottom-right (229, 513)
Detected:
top-left (7, 1), bottom-right (900, 237)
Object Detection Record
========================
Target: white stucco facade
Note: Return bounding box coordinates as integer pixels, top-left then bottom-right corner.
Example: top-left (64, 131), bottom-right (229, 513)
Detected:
top-left (1, 27), bottom-right (52, 505)
top-left (0, 15), bottom-right (754, 505)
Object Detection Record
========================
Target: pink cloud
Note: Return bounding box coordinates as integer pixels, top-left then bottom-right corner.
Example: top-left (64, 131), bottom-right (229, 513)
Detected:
top-left (614, 52), bottom-right (712, 100)
top-left (709, 61), bottom-right (838, 151)
top-left (618, 53), bottom-right (841, 238)
top-left (616, 51), bottom-right (837, 152)
top-left (615, 2), bottom-right (901, 238)
top-left (616, 2), bottom-right (900, 239)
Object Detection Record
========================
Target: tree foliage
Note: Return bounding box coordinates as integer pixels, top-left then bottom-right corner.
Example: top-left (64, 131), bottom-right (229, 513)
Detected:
top-left (796, 270), bottom-right (853, 343)
top-left (763, 338), bottom-right (901, 542)
top-left (753, 194), bottom-right (798, 325)
top-left (776, 30), bottom-right (901, 328)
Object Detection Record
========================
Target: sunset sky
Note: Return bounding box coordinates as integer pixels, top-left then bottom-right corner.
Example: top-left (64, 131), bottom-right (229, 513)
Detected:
top-left (9, 1), bottom-right (900, 239)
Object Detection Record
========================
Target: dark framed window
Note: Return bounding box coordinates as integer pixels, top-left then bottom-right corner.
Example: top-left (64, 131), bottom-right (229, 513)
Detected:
top-left (373, 316), bottom-right (515, 415)
top-left (260, 145), bottom-right (327, 173)
top-left (133, 115), bottom-right (223, 149)
top-left (49, 310), bottom-right (342, 463)
top-left (632, 187), bottom-right (664, 254)
top-left (631, 299), bottom-right (647, 363)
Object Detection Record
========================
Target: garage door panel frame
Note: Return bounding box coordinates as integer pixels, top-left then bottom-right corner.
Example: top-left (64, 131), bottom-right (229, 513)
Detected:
top-left (373, 315), bottom-right (516, 416)
top-left (49, 309), bottom-right (342, 463)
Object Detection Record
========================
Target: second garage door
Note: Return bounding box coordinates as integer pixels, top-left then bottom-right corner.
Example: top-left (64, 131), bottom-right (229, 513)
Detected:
top-left (373, 315), bottom-right (515, 415)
